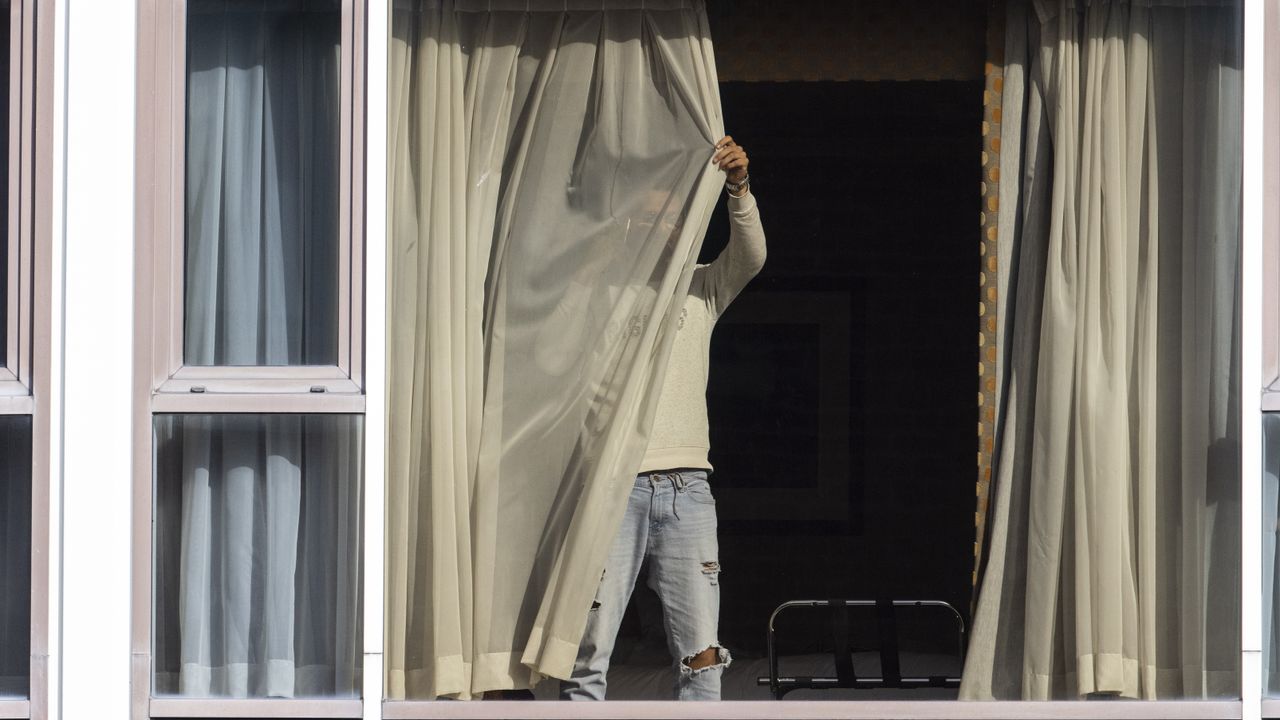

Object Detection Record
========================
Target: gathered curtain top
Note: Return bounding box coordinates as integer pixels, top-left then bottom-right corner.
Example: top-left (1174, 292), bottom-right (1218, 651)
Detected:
top-left (396, 0), bottom-right (697, 11)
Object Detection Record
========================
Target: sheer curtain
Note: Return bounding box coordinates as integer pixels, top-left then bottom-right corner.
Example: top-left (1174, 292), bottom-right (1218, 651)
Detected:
top-left (387, 0), bottom-right (725, 698)
top-left (154, 415), bottom-right (362, 698)
top-left (962, 0), bottom-right (1241, 699)
top-left (184, 0), bottom-right (340, 367)
top-left (0, 416), bottom-right (30, 698)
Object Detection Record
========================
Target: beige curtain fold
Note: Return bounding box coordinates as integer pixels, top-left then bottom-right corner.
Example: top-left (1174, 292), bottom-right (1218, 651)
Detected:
top-left (963, 0), bottom-right (1241, 700)
top-left (387, 0), bottom-right (724, 698)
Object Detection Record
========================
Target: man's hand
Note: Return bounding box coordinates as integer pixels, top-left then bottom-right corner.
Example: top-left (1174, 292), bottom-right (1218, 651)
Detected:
top-left (712, 135), bottom-right (749, 185)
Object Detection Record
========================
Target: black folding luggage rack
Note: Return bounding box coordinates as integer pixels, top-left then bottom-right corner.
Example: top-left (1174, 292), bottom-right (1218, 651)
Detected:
top-left (758, 599), bottom-right (967, 700)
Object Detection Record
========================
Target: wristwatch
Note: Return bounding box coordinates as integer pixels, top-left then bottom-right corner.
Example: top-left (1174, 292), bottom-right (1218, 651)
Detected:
top-left (725, 173), bottom-right (750, 196)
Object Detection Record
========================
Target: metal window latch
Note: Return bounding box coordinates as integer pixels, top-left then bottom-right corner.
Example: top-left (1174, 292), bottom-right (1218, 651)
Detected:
top-left (310, 385), bottom-right (327, 393)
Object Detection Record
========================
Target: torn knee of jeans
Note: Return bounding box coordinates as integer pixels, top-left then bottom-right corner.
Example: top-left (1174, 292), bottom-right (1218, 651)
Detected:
top-left (680, 645), bottom-right (731, 675)
top-left (701, 560), bottom-right (720, 586)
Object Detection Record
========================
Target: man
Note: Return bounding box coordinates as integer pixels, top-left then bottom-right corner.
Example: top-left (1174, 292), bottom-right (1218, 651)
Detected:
top-left (561, 136), bottom-right (765, 701)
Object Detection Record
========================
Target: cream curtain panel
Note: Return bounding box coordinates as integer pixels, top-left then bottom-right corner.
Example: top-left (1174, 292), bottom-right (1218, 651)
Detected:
top-left (964, 0), bottom-right (1241, 699)
top-left (387, 0), bottom-right (725, 699)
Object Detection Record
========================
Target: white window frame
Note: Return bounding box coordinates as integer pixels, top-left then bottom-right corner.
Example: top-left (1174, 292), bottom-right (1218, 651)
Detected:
top-left (0, 0), bottom-right (53, 718)
top-left (369, 0), bottom-right (1265, 718)
top-left (0, 0), bottom-right (37, 412)
top-left (140, 0), bottom-right (365, 415)
top-left (1252, 0), bottom-right (1276, 718)
top-left (132, 0), bottom-right (368, 718)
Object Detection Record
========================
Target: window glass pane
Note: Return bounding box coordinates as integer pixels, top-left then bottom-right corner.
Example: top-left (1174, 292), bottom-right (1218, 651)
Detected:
top-left (183, 1), bottom-right (342, 367)
top-left (387, 0), bottom-right (1242, 702)
top-left (1265, 414), bottom-right (1280, 696)
top-left (152, 414), bottom-right (362, 698)
top-left (0, 415), bottom-right (30, 699)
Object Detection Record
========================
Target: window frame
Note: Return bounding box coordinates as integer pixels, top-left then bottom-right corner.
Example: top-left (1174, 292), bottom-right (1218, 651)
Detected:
top-left (141, 0), bottom-right (365, 415)
top-left (1255, 0), bottom-right (1279, 718)
top-left (132, 0), bottom-right (369, 718)
top-left (0, 0), bottom-right (36, 412)
top-left (0, 0), bottom-right (54, 718)
top-left (1262, 0), bottom-right (1280, 415)
top-left (371, 0), bottom-right (1262, 718)
top-left (124, 0), bottom-right (1267, 718)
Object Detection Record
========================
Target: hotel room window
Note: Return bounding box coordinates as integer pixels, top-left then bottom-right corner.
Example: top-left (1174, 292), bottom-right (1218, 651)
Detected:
top-left (0, 0), bottom-right (52, 717)
top-left (383, 0), bottom-right (1243, 709)
top-left (135, 0), bottom-right (367, 716)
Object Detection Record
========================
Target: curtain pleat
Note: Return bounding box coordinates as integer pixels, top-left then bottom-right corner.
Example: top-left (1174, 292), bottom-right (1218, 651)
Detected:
top-left (963, 0), bottom-right (1241, 700)
top-left (387, 0), bottom-right (724, 698)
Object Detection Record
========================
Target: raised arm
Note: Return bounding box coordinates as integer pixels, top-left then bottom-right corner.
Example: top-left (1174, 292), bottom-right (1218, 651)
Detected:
top-left (703, 135), bottom-right (767, 317)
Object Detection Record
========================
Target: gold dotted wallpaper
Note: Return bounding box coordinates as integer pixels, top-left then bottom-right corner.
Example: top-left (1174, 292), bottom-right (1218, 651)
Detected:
top-left (709, 0), bottom-right (987, 83)
top-left (974, 1), bottom-right (1004, 592)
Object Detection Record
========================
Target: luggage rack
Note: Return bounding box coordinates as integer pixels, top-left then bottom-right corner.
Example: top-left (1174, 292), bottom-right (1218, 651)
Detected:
top-left (758, 599), bottom-right (966, 700)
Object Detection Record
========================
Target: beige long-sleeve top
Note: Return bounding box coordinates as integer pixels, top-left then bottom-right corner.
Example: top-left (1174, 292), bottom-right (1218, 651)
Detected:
top-left (638, 191), bottom-right (767, 474)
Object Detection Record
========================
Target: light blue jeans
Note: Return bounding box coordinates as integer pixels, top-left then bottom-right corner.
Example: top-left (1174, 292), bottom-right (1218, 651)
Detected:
top-left (560, 469), bottom-right (730, 701)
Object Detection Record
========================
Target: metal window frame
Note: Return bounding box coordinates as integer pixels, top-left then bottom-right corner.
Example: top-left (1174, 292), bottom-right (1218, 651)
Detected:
top-left (132, 1), bottom-right (368, 718)
top-left (379, 701), bottom-right (1245, 719)
top-left (367, 0), bottom-right (1265, 718)
top-left (0, 0), bottom-right (37, 411)
top-left (140, 0), bottom-right (365, 412)
top-left (1262, 0), bottom-right (1280, 414)
top-left (121, 0), bottom-right (1268, 718)
top-left (0, 0), bottom-right (42, 411)
top-left (0, 0), bottom-right (55, 718)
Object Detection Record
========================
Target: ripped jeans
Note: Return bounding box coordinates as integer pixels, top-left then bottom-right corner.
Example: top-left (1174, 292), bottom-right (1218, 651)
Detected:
top-left (560, 470), bottom-right (729, 701)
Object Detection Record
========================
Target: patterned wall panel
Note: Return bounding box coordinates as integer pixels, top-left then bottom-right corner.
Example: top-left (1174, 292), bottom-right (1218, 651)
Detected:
top-left (974, 0), bottom-right (1004, 591)
top-left (709, 0), bottom-right (986, 82)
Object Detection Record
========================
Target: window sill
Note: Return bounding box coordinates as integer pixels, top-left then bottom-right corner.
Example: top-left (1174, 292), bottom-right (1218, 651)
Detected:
top-left (149, 696), bottom-right (362, 718)
top-left (382, 699), bottom-right (1243, 720)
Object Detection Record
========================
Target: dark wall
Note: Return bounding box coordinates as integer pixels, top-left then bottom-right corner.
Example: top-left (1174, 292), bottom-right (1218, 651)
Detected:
top-left (688, 79), bottom-right (982, 656)
top-left (615, 1), bottom-right (988, 663)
